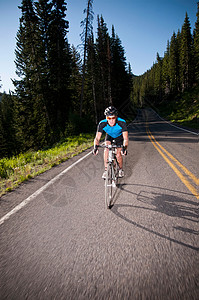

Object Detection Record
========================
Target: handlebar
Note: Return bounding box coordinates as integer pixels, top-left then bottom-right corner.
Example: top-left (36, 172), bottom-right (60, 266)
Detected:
top-left (93, 142), bottom-right (127, 155)
top-left (98, 143), bottom-right (123, 149)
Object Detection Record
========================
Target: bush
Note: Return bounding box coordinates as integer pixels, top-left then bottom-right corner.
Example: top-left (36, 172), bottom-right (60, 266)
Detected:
top-left (0, 159), bottom-right (14, 179)
top-left (0, 161), bottom-right (7, 179)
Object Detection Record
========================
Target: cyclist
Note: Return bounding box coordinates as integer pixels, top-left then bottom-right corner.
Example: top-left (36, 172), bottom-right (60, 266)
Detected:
top-left (93, 106), bottom-right (128, 178)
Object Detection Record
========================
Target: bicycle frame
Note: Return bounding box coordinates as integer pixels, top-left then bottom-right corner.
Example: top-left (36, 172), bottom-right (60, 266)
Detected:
top-left (107, 145), bottom-right (119, 186)
top-left (100, 143), bottom-right (122, 208)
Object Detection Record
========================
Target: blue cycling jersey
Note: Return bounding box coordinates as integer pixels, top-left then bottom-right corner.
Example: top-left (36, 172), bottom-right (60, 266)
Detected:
top-left (97, 117), bottom-right (127, 138)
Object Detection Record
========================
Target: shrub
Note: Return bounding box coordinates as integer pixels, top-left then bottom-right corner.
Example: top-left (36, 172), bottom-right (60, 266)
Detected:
top-left (0, 161), bottom-right (7, 179)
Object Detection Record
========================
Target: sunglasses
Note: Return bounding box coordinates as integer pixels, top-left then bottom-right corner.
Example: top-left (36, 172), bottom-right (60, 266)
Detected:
top-left (107, 116), bottom-right (116, 120)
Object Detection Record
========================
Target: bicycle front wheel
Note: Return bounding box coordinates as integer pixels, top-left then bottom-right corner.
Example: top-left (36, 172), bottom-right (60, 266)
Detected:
top-left (105, 164), bottom-right (112, 208)
top-left (114, 159), bottom-right (120, 186)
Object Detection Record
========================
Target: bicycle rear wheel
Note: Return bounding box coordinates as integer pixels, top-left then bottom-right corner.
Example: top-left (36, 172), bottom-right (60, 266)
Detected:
top-left (105, 164), bottom-right (112, 208)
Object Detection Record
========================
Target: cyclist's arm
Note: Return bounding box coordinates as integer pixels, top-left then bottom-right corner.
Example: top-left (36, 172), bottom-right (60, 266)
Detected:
top-left (94, 132), bottom-right (102, 147)
top-left (122, 131), bottom-right (128, 148)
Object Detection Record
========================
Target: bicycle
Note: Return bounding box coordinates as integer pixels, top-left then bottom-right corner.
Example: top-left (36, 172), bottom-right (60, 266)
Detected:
top-left (100, 142), bottom-right (124, 209)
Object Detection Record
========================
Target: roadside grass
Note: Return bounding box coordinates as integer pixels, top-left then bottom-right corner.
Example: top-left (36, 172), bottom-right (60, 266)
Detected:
top-left (158, 86), bottom-right (199, 130)
top-left (0, 133), bottom-right (94, 197)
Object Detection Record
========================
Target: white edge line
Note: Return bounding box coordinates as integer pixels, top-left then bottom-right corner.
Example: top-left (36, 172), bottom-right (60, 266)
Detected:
top-left (152, 109), bottom-right (198, 136)
top-left (0, 151), bottom-right (92, 226)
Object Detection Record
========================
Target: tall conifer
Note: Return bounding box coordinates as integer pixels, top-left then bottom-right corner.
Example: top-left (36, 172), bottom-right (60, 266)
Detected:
top-left (180, 12), bottom-right (193, 90)
top-left (96, 15), bottom-right (110, 111)
top-left (80, 0), bottom-right (94, 117)
top-left (154, 53), bottom-right (163, 100)
top-left (87, 34), bottom-right (98, 123)
top-left (110, 27), bottom-right (130, 108)
top-left (48, 0), bottom-right (71, 133)
top-left (162, 40), bottom-right (170, 94)
top-left (194, 2), bottom-right (199, 82)
top-left (70, 45), bottom-right (82, 113)
top-left (169, 32), bottom-right (179, 93)
top-left (13, 0), bottom-right (42, 150)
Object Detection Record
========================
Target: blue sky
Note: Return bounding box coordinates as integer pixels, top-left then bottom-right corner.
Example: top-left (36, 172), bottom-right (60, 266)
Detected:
top-left (0, 0), bottom-right (198, 93)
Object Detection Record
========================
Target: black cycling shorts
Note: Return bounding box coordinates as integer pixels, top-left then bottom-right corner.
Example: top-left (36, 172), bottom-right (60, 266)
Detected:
top-left (105, 134), bottom-right (123, 146)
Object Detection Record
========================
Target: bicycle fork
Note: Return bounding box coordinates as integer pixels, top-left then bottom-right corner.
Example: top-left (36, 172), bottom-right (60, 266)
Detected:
top-left (109, 164), bottom-right (117, 188)
top-left (109, 151), bottom-right (118, 187)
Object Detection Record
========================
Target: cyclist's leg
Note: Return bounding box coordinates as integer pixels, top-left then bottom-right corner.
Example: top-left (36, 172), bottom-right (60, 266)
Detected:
top-left (115, 135), bottom-right (123, 169)
top-left (116, 149), bottom-right (122, 169)
top-left (104, 134), bottom-right (111, 169)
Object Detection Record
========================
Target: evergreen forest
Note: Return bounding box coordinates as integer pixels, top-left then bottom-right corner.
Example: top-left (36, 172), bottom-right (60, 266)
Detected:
top-left (132, 4), bottom-right (199, 124)
top-left (0, 0), bottom-right (199, 159)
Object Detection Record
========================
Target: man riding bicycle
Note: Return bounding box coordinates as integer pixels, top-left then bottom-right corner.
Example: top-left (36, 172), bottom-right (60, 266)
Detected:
top-left (93, 106), bottom-right (128, 178)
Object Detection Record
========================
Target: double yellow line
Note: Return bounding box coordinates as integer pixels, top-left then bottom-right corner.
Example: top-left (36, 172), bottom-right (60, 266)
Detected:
top-left (146, 124), bottom-right (199, 200)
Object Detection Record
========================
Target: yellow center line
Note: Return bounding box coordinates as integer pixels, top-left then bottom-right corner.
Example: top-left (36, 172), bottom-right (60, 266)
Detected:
top-left (148, 129), bottom-right (199, 186)
top-left (146, 125), bottom-right (199, 200)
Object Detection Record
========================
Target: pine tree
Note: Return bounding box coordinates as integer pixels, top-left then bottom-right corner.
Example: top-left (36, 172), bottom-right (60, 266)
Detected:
top-left (80, 0), bottom-right (94, 117)
top-left (48, 0), bottom-right (71, 133)
top-left (176, 29), bottom-right (181, 91)
top-left (96, 15), bottom-right (110, 114)
top-left (13, 0), bottom-right (43, 150)
top-left (34, 0), bottom-right (53, 135)
top-left (86, 34), bottom-right (98, 123)
top-left (35, 0), bottom-right (52, 56)
top-left (13, 0), bottom-right (71, 151)
top-left (180, 12), bottom-right (194, 90)
top-left (70, 45), bottom-right (82, 113)
top-left (154, 52), bottom-right (163, 100)
top-left (193, 2), bottom-right (199, 83)
top-left (169, 32), bottom-right (179, 93)
top-left (162, 40), bottom-right (170, 94)
top-left (110, 26), bottom-right (130, 108)
top-left (127, 63), bottom-right (134, 102)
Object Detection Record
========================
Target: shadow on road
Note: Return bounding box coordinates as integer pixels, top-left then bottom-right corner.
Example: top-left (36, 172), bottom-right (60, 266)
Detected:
top-left (120, 183), bottom-right (199, 222)
top-left (128, 123), bottom-right (198, 144)
top-left (111, 183), bottom-right (199, 252)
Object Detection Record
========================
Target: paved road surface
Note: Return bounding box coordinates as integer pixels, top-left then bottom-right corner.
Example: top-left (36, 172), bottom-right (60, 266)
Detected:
top-left (0, 109), bottom-right (198, 299)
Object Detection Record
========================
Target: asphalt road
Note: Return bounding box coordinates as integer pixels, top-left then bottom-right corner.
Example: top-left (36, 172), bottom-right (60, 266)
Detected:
top-left (0, 108), bottom-right (198, 299)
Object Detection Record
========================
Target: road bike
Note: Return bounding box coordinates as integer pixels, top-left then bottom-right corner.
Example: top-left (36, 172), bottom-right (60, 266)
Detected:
top-left (100, 142), bottom-right (123, 209)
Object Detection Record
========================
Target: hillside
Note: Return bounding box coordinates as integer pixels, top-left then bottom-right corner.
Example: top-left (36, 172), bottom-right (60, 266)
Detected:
top-left (156, 85), bottom-right (199, 130)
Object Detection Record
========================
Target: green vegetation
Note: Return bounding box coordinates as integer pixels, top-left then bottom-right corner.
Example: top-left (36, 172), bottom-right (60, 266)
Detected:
top-left (0, 133), bottom-right (94, 197)
top-left (0, 0), bottom-right (132, 159)
top-left (132, 3), bottom-right (199, 128)
top-left (157, 86), bottom-right (199, 129)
